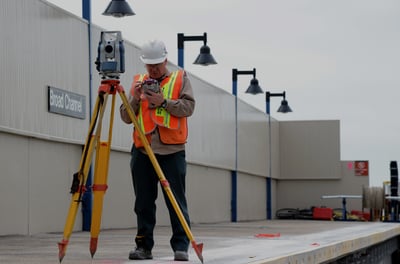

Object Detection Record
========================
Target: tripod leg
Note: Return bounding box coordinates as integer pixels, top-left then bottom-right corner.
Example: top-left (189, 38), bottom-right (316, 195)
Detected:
top-left (118, 90), bottom-right (204, 263)
top-left (90, 141), bottom-right (110, 257)
top-left (90, 93), bottom-right (116, 258)
top-left (58, 93), bottom-right (108, 263)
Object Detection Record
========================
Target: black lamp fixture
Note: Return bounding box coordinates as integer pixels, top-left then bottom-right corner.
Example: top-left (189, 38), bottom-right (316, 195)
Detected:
top-left (277, 98), bottom-right (292, 113)
top-left (103, 0), bottom-right (135, 17)
top-left (244, 68), bottom-right (263, 95)
top-left (177, 32), bottom-right (217, 68)
top-left (194, 44), bottom-right (217, 66)
top-left (266, 91), bottom-right (292, 113)
top-left (232, 68), bottom-right (263, 96)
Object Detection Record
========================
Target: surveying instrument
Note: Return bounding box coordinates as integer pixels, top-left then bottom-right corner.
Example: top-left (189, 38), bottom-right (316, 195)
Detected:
top-left (57, 31), bottom-right (204, 263)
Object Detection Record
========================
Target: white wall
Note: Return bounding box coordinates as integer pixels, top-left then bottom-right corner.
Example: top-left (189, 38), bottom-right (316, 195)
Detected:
top-left (0, 133), bottom-right (82, 235)
top-left (0, 0), bottom-right (89, 143)
top-left (279, 120), bottom-right (341, 180)
top-left (276, 120), bottom-right (369, 212)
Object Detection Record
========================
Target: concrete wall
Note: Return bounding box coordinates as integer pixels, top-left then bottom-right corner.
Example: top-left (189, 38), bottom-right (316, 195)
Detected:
top-left (0, 133), bottom-right (82, 234)
top-left (0, 0), bottom-right (89, 143)
top-left (0, 131), bottom-right (263, 234)
top-left (276, 119), bottom-right (368, 212)
top-left (279, 120), bottom-right (341, 180)
top-left (276, 119), bottom-right (369, 212)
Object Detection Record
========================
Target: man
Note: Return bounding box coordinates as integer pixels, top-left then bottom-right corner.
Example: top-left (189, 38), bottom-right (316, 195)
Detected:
top-left (120, 39), bottom-right (195, 261)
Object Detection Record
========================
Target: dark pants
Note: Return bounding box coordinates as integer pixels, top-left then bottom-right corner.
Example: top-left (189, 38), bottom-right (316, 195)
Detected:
top-left (130, 146), bottom-right (190, 252)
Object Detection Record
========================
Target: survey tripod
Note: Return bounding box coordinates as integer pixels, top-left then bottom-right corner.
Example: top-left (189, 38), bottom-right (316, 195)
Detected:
top-left (58, 78), bottom-right (204, 263)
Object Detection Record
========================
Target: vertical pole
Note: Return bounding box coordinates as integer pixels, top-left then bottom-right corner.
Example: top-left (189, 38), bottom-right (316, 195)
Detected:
top-left (390, 161), bottom-right (398, 221)
top-left (178, 49), bottom-right (184, 68)
top-left (231, 69), bottom-right (238, 222)
top-left (177, 33), bottom-right (184, 68)
top-left (266, 93), bottom-right (272, 220)
top-left (82, 0), bottom-right (92, 231)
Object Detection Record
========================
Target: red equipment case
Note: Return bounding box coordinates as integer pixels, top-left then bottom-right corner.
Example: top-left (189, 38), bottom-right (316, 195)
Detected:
top-left (313, 207), bottom-right (333, 220)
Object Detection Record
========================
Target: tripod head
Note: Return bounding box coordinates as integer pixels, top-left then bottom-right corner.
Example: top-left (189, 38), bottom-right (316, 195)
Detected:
top-left (95, 31), bottom-right (125, 79)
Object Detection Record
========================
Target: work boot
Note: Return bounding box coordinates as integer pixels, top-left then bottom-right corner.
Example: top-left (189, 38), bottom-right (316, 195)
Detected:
top-left (174, 250), bottom-right (189, 261)
top-left (128, 247), bottom-right (153, 260)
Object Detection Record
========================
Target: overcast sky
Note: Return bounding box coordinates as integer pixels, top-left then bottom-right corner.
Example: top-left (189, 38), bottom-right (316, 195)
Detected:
top-left (47, 0), bottom-right (400, 186)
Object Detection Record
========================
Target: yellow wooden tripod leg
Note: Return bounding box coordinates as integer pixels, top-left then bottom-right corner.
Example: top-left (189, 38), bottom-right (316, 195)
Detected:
top-left (58, 93), bottom-right (109, 263)
top-left (118, 90), bottom-right (204, 263)
top-left (58, 96), bottom-right (102, 262)
top-left (90, 94), bottom-right (115, 258)
top-left (89, 141), bottom-right (110, 257)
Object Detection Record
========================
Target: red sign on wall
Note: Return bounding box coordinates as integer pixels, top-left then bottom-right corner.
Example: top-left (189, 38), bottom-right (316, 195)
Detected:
top-left (354, 160), bottom-right (369, 176)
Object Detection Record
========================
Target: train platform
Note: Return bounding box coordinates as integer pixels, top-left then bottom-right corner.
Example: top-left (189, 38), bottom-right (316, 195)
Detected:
top-left (1, 220), bottom-right (399, 264)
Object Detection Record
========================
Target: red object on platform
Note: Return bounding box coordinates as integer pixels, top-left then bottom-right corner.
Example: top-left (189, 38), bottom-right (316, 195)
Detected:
top-left (351, 210), bottom-right (371, 221)
top-left (255, 233), bottom-right (281, 238)
top-left (313, 207), bottom-right (333, 220)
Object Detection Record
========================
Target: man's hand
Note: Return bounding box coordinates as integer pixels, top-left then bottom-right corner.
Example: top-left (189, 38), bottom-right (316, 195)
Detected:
top-left (133, 81), bottom-right (143, 101)
top-left (144, 90), bottom-right (164, 108)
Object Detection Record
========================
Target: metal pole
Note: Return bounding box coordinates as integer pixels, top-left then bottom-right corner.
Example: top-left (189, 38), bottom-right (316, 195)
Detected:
top-left (231, 69), bottom-right (238, 222)
top-left (266, 94), bottom-right (272, 220)
top-left (177, 33), bottom-right (184, 68)
top-left (81, 0), bottom-right (93, 231)
top-left (231, 68), bottom-right (257, 222)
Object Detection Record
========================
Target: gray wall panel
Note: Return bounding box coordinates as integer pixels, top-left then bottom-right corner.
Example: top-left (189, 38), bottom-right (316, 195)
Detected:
top-left (187, 165), bottom-right (232, 223)
top-left (279, 120), bottom-right (341, 179)
top-left (237, 103), bottom-right (269, 176)
top-left (28, 139), bottom-right (82, 234)
top-left (0, 133), bottom-right (29, 235)
top-left (237, 173), bottom-right (267, 221)
top-left (276, 161), bottom-right (368, 212)
top-left (0, 132), bottom-right (83, 235)
top-left (186, 76), bottom-right (235, 170)
top-left (0, 0), bottom-right (89, 143)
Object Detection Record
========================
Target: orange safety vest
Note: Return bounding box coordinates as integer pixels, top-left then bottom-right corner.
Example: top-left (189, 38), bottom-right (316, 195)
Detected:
top-left (130, 70), bottom-right (188, 148)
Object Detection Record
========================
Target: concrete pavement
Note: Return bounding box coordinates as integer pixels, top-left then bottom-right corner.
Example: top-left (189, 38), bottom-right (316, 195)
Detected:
top-left (1, 220), bottom-right (399, 264)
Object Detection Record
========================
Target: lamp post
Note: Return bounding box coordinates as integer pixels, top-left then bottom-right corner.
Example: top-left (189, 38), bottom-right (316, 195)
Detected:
top-left (264, 91), bottom-right (292, 219)
top-left (177, 32), bottom-right (217, 68)
top-left (80, 0), bottom-right (134, 231)
top-left (231, 68), bottom-right (262, 222)
top-left (245, 85), bottom-right (292, 219)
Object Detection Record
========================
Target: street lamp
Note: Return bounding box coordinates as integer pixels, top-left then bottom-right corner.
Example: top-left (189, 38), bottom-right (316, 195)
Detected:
top-left (177, 32), bottom-right (217, 68)
top-left (231, 68), bottom-right (262, 222)
top-left (245, 85), bottom-right (292, 219)
top-left (102, 0), bottom-right (135, 17)
top-left (264, 91), bottom-right (292, 219)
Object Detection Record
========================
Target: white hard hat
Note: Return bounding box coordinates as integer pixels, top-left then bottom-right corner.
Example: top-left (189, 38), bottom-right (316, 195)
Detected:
top-left (140, 40), bottom-right (168, 64)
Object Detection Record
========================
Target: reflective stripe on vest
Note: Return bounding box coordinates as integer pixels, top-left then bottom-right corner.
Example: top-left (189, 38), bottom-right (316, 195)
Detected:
top-left (131, 70), bottom-right (188, 147)
top-left (151, 70), bottom-right (183, 128)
